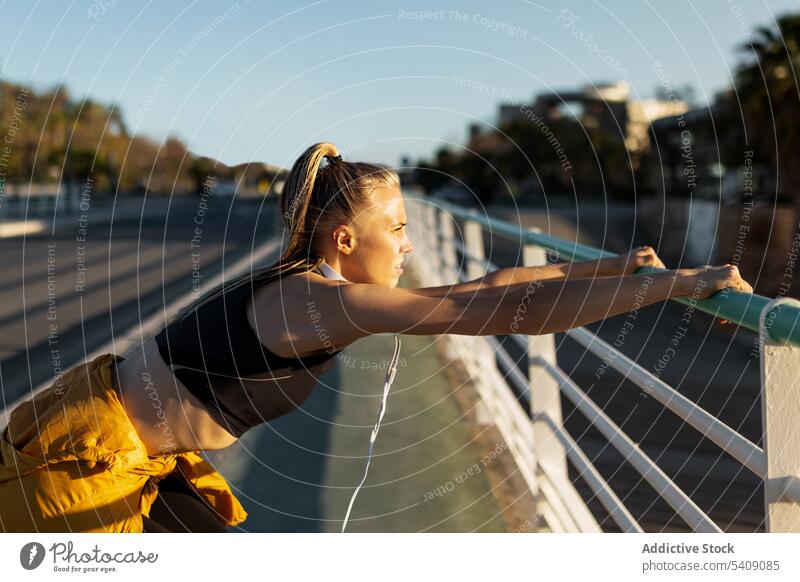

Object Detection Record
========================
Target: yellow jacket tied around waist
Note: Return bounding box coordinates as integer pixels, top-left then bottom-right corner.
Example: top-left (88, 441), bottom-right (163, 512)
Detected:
top-left (0, 353), bottom-right (247, 532)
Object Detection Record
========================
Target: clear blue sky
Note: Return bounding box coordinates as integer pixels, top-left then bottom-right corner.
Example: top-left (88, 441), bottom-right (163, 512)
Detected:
top-left (0, 0), bottom-right (796, 170)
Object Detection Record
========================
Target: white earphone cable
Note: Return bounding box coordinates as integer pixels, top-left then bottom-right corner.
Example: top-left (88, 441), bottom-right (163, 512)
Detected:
top-left (340, 333), bottom-right (401, 532)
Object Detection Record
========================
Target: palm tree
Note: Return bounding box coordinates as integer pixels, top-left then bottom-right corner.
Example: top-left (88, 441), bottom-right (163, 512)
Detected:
top-left (734, 13), bottom-right (800, 197)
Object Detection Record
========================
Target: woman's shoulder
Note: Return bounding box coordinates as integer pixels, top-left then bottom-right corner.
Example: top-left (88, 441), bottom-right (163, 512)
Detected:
top-left (247, 269), bottom-right (353, 359)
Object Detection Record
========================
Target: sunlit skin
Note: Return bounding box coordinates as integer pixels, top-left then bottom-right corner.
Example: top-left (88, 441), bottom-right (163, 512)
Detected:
top-left (316, 185), bottom-right (414, 287)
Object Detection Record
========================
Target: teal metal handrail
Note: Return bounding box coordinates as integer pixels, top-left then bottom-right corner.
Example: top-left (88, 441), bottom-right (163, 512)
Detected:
top-left (428, 197), bottom-right (800, 348)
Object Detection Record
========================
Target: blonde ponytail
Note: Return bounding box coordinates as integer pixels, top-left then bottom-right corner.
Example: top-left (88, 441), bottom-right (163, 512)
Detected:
top-left (282, 142), bottom-right (339, 232)
top-left (166, 141), bottom-right (399, 325)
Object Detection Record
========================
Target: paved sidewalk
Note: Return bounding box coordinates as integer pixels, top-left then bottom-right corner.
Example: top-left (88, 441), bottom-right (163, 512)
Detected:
top-left (321, 331), bottom-right (509, 532)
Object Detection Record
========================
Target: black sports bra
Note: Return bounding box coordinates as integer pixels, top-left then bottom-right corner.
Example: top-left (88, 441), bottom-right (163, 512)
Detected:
top-left (154, 266), bottom-right (341, 438)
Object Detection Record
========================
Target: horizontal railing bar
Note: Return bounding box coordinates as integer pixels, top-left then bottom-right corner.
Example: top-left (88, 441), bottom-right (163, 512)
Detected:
top-left (413, 194), bottom-right (800, 348)
top-left (563, 326), bottom-right (767, 478)
top-left (506, 331), bottom-right (528, 352)
top-left (536, 474), bottom-right (583, 532)
top-left (536, 412), bottom-right (644, 532)
top-left (484, 335), bottom-right (531, 402)
top-left (430, 197), bottom-right (614, 260)
top-left (538, 359), bottom-right (722, 532)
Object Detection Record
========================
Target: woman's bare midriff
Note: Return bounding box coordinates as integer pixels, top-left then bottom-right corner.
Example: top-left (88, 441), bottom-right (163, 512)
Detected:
top-left (112, 337), bottom-right (240, 457)
top-left (111, 271), bottom-right (349, 458)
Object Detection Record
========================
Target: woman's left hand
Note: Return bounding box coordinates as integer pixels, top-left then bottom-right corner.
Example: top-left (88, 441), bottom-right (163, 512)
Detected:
top-left (613, 245), bottom-right (667, 275)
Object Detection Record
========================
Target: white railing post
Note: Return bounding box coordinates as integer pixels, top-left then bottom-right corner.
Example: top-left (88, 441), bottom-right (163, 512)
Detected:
top-left (409, 199), bottom-right (434, 283)
top-left (760, 297), bottom-right (800, 532)
top-left (463, 219), bottom-right (484, 282)
top-left (438, 209), bottom-right (459, 283)
top-left (422, 203), bottom-right (443, 286)
top-left (463, 218), bottom-right (501, 426)
top-left (524, 232), bottom-right (570, 486)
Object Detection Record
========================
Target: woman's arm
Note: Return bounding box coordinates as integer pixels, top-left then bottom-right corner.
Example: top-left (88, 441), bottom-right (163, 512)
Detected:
top-left (477, 257), bottom-right (619, 286)
top-left (269, 263), bottom-right (751, 356)
top-left (413, 257), bottom-right (618, 298)
top-left (280, 269), bottom-right (689, 356)
top-left (413, 246), bottom-right (664, 297)
top-left (353, 270), bottom-right (685, 337)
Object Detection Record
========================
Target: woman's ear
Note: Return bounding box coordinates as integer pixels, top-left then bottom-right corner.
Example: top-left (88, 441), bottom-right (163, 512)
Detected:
top-left (332, 225), bottom-right (356, 255)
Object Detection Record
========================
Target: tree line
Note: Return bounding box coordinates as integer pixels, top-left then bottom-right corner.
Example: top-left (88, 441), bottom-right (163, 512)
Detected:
top-left (0, 82), bottom-right (231, 196)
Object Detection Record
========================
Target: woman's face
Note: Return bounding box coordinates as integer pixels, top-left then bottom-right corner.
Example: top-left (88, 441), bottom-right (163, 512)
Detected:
top-left (342, 185), bottom-right (414, 287)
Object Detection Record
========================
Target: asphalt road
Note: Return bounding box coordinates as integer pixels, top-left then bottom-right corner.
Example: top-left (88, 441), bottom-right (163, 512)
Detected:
top-left (0, 193), bottom-right (279, 409)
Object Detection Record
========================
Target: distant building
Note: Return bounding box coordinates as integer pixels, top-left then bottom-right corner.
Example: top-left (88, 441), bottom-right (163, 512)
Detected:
top-left (496, 81), bottom-right (688, 160)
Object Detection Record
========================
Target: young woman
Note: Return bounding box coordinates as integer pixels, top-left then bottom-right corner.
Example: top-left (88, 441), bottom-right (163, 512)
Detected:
top-left (0, 142), bottom-right (754, 533)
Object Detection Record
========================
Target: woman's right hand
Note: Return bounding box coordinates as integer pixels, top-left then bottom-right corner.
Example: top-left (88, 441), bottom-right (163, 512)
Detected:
top-left (678, 264), bottom-right (754, 301)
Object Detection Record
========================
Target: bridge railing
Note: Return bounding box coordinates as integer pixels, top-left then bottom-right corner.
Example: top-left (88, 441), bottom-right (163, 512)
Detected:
top-left (403, 191), bottom-right (800, 533)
